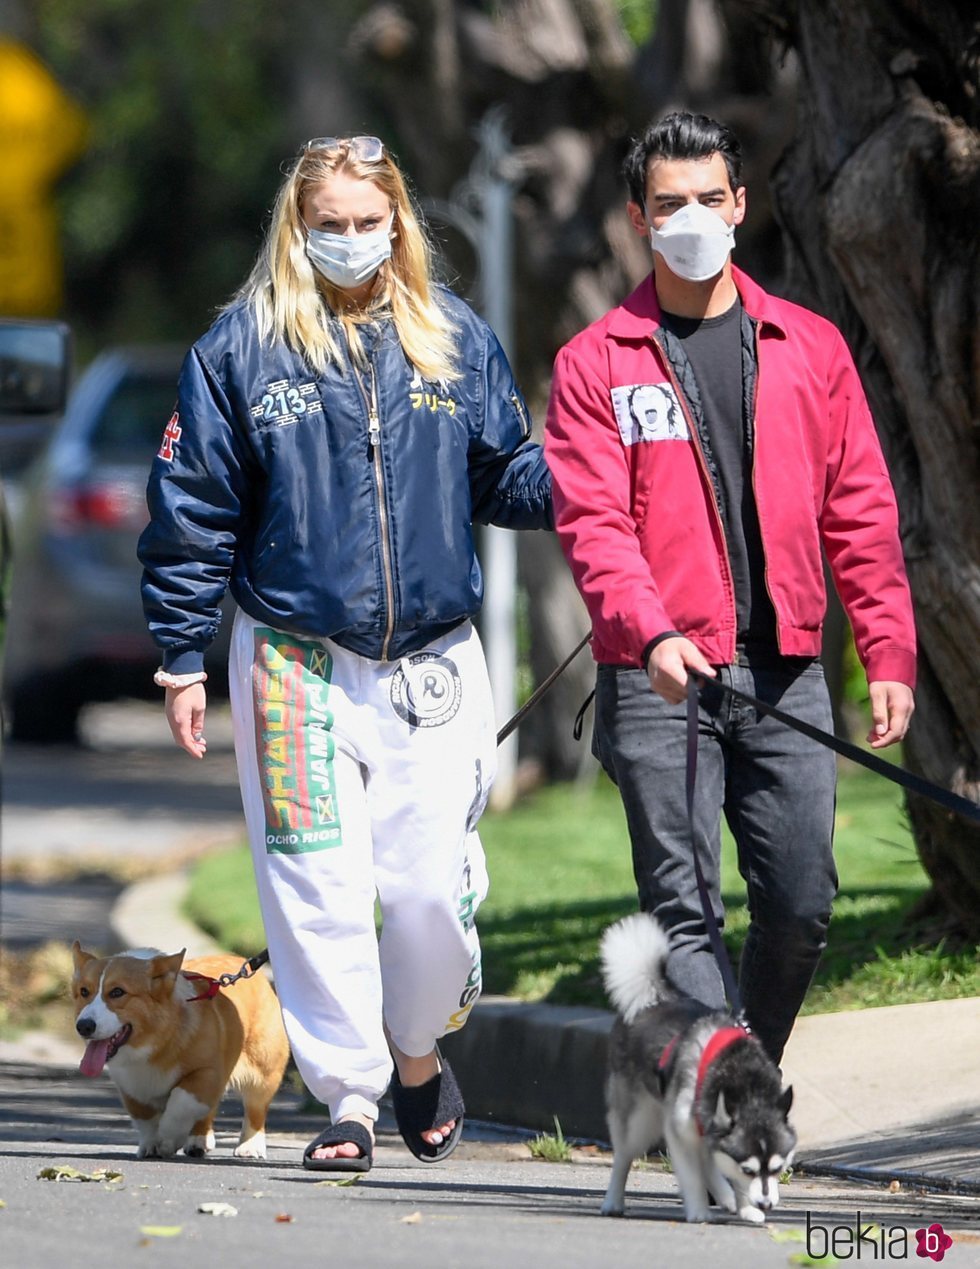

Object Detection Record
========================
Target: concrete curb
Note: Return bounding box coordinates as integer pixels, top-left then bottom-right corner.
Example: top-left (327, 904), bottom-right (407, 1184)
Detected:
top-left (441, 999), bottom-right (613, 1141)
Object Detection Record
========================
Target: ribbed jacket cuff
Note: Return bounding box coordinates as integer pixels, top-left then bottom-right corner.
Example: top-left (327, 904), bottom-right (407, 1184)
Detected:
top-left (162, 648), bottom-right (207, 676)
top-left (640, 630), bottom-right (685, 669)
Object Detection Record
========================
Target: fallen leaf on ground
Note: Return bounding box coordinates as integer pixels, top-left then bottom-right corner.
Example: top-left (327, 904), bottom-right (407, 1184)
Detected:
top-left (768, 1228), bottom-right (805, 1244)
top-left (139, 1226), bottom-right (182, 1237)
top-left (275, 1212), bottom-right (294, 1223)
top-left (401, 1211), bottom-right (423, 1224)
top-left (313, 1176), bottom-right (360, 1188)
top-left (37, 1165), bottom-right (123, 1184)
top-left (198, 1202), bottom-right (238, 1217)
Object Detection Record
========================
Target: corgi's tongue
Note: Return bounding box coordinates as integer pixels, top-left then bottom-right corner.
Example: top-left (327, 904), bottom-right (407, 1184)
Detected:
top-left (80, 1039), bottom-right (111, 1077)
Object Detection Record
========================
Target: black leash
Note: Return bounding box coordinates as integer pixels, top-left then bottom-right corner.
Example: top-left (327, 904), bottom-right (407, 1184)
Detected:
top-left (688, 668), bottom-right (980, 825)
top-left (219, 948), bottom-right (271, 980)
top-left (225, 631), bottom-right (592, 988)
top-left (685, 678), bottom-right (748, 1024)
top-left (496, 631), bottom-right (591, 746)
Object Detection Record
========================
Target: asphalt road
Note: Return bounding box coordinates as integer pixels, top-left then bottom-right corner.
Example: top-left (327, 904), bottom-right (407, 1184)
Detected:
top-left (2, 700), bottom-right (245, 874)
top-left (4, 1059), bottom-right (978, 1269)
top-left (1, 700), bottom-right (245, 955)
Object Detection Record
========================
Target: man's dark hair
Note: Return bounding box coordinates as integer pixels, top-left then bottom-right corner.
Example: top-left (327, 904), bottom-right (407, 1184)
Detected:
top-left (623, 112), bottom-right (743, 208)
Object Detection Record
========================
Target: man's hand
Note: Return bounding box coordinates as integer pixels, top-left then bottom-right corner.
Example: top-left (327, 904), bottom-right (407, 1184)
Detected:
top-left (646, 636), bottom-right (716, 704)
top-left (165, 682), bottom-right (208, 759)
top-left (867, 681), bottom-right (914, 749)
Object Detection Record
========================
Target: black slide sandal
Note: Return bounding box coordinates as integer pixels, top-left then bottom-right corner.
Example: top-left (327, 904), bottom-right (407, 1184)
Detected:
top-left (390, 1053), bottom-right (465, 1163)
top-left (302, 1121), bottom-right (374, 1172)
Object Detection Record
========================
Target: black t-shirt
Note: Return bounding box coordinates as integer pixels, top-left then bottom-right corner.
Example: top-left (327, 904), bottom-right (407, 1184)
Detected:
top-left (660, 299), bottom-right (777, 652)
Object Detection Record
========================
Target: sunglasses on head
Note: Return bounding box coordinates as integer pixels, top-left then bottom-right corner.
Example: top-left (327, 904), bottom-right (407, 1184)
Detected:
top-left (303, 135), bottom-right (385, 162)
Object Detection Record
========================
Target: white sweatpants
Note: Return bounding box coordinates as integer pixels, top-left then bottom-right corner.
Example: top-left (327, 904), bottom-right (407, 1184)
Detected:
top-left (229, 609), bottom-right (495, 1124)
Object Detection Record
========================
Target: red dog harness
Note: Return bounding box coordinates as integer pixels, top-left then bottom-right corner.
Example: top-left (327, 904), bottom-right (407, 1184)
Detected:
top-left (182, 971), bottom-right (222, 1002)
top-left (659, 1025), bottom-right (752, 1135)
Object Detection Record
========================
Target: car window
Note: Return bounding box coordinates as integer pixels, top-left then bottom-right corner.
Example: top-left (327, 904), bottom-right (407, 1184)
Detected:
top-left (92, 376), bottom-right (179, 460)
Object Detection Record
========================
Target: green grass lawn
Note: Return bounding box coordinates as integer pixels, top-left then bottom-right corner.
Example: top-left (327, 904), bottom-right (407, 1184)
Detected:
top-left (185, 759), bottom-right (979, 1015)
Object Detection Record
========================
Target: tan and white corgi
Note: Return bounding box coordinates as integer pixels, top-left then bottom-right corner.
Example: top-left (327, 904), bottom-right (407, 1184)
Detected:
top-left (71, 943), bottom-right (290, 1160)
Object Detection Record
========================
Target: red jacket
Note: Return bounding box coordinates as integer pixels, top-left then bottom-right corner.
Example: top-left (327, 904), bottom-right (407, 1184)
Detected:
top-left (545, 267), bottom-right (917, 688)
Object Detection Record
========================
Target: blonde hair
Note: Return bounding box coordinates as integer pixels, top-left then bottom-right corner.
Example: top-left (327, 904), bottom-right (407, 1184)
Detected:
top-left (236, 140), bottom-right (460, 381)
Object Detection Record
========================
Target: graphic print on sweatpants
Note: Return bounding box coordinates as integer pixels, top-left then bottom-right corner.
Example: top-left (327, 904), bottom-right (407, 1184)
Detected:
top-left (252, 628), bottom-right (343, 854)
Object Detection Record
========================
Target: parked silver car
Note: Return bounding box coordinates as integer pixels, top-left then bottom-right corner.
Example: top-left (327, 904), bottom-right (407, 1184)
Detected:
top-left (0, 317), bottom-right (71, 670)
top-left (5, 345), bottom-right (231, 743)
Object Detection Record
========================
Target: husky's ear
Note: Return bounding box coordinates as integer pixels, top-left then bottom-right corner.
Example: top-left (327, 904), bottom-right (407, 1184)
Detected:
top-left (778, 1084), bottom-right (794, 1118)
top-left (714, 1091), bottom-right (733, 1132)
top-left (149, 949), bottom-right (187, 999)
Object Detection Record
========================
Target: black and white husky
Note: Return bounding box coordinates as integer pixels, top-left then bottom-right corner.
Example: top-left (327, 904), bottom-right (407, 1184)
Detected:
top-left (599, 913), bottom-right (796, 1224)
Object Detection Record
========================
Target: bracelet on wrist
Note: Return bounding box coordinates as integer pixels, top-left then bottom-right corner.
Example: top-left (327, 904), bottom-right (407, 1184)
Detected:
top-left (153, 668), bottom-right (208, 690)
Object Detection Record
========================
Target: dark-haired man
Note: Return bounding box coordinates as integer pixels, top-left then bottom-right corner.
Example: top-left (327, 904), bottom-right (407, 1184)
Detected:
top-left (545, 112), bottom-right (916, 1061)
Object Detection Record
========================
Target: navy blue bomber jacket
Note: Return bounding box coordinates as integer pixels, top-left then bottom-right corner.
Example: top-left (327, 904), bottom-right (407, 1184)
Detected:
top-left (138, 288), bottom-right (553, 674)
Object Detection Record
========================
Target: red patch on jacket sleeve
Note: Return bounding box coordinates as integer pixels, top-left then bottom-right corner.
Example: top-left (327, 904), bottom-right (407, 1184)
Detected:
top-left (158, 410), bottom-right (182, 461)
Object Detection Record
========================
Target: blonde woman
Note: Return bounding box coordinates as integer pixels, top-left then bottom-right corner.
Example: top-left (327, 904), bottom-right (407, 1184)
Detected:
top-left (139, 136), bottom-right (552, 1172)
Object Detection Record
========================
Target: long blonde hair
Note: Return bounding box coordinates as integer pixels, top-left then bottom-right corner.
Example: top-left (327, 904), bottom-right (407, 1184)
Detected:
top-left (236, 139), bottom-right (460, 381)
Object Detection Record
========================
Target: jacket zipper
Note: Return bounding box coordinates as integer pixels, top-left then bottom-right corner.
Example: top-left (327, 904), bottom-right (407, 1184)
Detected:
top-left (511, 392), bottom-right (531, 440)
top-left (653, 336), bottom-right (737, 637)
top-left (352, 357), bottom-right (396, 661)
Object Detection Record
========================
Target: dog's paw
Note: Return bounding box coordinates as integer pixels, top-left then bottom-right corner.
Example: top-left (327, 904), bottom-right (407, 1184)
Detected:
top-left (710, 1183), bottom-right (737, 1214)
top-left (154, 1137), bottom-right (182, 1158)
top-left (234, 1131), bottom-right (267, 1160)
top-left (738, 1205), bottom-right (766, 1225)
top-left (183, 1129), bottom-right (215, 1157)
top-left (683, 1205), bottom-right (713, 1223)
top-left (136, 1143), bottom-right (160, 1160)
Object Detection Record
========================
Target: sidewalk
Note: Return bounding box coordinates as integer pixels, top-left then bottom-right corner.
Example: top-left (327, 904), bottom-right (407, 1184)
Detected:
top-left (104, 870), bottom-right (980, 1198)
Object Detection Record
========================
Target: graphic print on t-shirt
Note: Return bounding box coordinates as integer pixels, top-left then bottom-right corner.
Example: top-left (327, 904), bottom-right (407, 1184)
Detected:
top-left (610, 382), bottom-right (689, 446)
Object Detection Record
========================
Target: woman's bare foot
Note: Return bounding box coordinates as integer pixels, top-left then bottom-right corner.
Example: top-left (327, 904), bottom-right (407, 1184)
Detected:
top-left (389, 1041), bottom-right (456, 1145)
top-left (310, 1112), bottom-right (374, 1162)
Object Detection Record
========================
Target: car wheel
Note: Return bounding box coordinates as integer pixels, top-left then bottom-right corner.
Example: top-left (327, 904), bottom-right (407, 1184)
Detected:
top-left (7, 670), bottom-right (85, 744)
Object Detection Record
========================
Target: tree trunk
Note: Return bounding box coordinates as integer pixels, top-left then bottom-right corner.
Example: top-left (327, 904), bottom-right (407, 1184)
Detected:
top-left (738, 0), bottom-right (980, 933)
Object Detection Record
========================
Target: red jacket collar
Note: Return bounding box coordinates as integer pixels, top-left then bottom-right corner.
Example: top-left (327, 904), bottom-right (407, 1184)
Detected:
top-left (605, 266), bottom-right (788, 340)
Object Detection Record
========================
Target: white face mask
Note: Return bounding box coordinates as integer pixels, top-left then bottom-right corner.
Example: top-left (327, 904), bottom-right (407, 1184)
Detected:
top-left (306, 216), bottom-right (394, 289)
top-left (649, 201), bottom-right (735, 282)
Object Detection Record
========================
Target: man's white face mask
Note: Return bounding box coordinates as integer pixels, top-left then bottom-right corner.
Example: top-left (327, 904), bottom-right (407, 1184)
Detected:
top-left (649, 201), bottom-right (735, 283)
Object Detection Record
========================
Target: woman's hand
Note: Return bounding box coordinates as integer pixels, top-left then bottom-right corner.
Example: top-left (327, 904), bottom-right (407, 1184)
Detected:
top-left (165, 682), bottom-right (208, 759)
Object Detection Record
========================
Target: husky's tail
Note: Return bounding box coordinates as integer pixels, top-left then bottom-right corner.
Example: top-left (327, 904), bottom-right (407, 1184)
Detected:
top-left (599, 913), bottom-right (673, 1023)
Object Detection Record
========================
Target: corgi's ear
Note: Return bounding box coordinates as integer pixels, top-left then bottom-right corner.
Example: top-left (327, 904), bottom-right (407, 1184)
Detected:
top-left (778, 1084), bottom-right (794, 1118)
top-left (71, 941), bottom-right (94, 973)
top-left (714, 1091), bottom-right (733, 1132)
top-left (149, 949), bottom-right (187, 998)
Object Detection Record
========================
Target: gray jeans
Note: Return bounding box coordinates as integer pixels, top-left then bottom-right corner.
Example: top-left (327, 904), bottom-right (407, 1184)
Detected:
top-left (593, 657), bottom-right (838, 1062)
